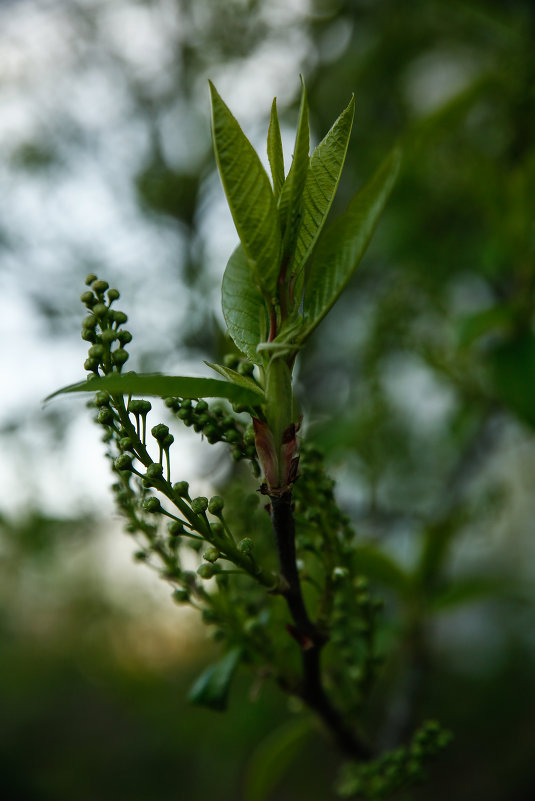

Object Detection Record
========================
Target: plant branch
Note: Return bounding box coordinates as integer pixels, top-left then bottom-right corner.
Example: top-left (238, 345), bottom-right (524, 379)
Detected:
top-left (269, 490), bottom-right (372, 760)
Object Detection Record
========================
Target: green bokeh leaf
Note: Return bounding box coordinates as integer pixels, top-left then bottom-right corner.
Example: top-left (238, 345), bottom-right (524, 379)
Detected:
top-left (210, 81), bottom-right (281, 297)
top-left (188, 647), bottom-right (242, 711)
top-left (46, 372), bottom-right (263, 406)
top-left (243, 717), bottom-right (311, 801)
top-left (301, 147), bottom-right (401, 340)
top-left (222, 244), bottom-right (267, 364)
top-left (488, 334), bottom-right (535, 428)
top-left (204, 361), bottom-right (264, 398)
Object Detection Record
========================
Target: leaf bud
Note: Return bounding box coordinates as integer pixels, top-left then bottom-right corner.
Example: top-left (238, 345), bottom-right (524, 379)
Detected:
top-left (173, 481), bottom-right (189, 497)
top-left (115, 453), bottom-right (133, 471)
top-left (143, 497), bottom-right (161, 514)
top-left (172, 589), bottom-right (189, 604)
top-left (197, 563), bottom-right (218, 579)
top-left (93, 303), bottom-right (108, 318)
top-left (208, 496), bottom-right (224, 516)
top-left (112, 348), bottom-right (129, 366)
top-left (202, 547), bottom-right (220, 563)
top-left (146, 463), bottom-right (163, 480)
top-left (151, 423), bottom-right (170, 442)
top-left (191, 496), bottom-right (208, 514)
top-left (107, 288), bottom-right (120, 301)
top-left (238, 537), bottom-right (254, 554)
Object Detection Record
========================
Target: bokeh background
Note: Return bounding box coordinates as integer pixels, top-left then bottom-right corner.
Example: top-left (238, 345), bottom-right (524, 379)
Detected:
top-left (1, 1), bottom-right (535, 799)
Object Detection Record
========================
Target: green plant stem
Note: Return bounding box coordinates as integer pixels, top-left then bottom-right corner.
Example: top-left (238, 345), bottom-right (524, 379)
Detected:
top-left (269, 491), bottom-right (372, 760)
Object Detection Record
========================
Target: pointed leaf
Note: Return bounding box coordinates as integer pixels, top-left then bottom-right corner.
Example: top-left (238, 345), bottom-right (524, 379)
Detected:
top-left (292, 95), bottom-right (355, 288)
top-left (302, 147), bottom-right (401, 339)
top-left (222, 244), bottom-right (267, 364)
top-left (204, 361), bottom-right (264, 399)
top-left (210, 81), bottom-right (281, 297)
top-left (188, 648), bottom-right (242, 711)
top-left (46, 372), bottom-right (263, 406)
top-left (267, 98), bottom-right (284, 200)
top-left (278, 79), bottom-right (310, 269)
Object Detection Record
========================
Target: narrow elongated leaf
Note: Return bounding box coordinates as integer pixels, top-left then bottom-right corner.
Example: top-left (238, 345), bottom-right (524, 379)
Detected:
top-left (204, 361), bottom-right (264, 398)
top-left (292, 95), bottom-right (355, 284)
top-left (46, 372), bottom-right (263, 406)
top-left (301, 147), bottom-right (401, 339)
top-left (278, 79), bottom-right (310, 270)
top-left (222, 244), bottom-right (267, 364)
top-left (210, 81), bottom-right (281, 296)
top-left (267, 98), bottom-right (284, 200)
top-left (243, 718), bottom-right (312, 801)
top-left (188, 648), bottom-right (242, 711)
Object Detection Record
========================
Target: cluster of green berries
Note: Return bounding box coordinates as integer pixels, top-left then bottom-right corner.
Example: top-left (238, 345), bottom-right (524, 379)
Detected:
top-left (80, 274), bottom-right (132, 375)
top-left (337, 721), bottom-right (452, 800)
top-left (164, 396), bottom-right (259, 473)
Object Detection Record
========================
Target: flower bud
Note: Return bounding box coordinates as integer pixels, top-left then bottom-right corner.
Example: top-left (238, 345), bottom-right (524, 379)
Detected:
top-left (208, 496), bottom-right (224, 516)
top-left (115, 453), bottom-right (133, 471)
top-left (119, 437), bottom-right (134, 452)
top-left (202, 547), bottom-right (220, 563)
top-left (168, 521), bottom-right (184, 536)
top-left (82, 315), bottom-right (98, 330)
top-left (143, 497), bottom-right (161, 513)
top-left (97, 407), bottom-right (114, 425)
top-left (80, 291), bottom-right (96, 307)
top-left (196, 400), bottom-right (209, 413)
top-left (88, 344), bottom-right (105, 359)
top-left (107, 288), bottom-right (120, 301)
top-left (146, 463), bottom-right (163, 481)
top-left (93, 303), bottom-right (108, 318)
top-left (191, 496), bottom-right (208, 514)
top-left (112, 348), bottom-right (129, 366)
top-left (117, 329), bottom-right (132, 345)
top-left (151, 423), bottom-right (170, 442)
top-left (92, 279), bottom-right (109, 293)
top-left (163, 433), bottom-right (174, 449)
top-left (173, 481), bottom-right (189, 497)
top-left (197, 563), bottom-right (218, 579)
top-left (101, 329), bottom-right (117, 344)
top-left (172, 589), bottom-right (189, 604)
top-left (85, 273), bottom-right (97, 285)
top-left (111, 310), bottom-right (128, 325)
top-left (239, 537), bottom-right (254, 554)
top-left (129, 399), bottom-right (152, 415)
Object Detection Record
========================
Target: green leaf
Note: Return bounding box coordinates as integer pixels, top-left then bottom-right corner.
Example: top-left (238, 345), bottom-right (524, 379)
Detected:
top-left (265, 357), bottom-right (294, 450)
top-left (267, 97), bottom-right (284, 200)
top-left (209, 81), bottom-right (281, 297)
top-left (301, 147), bottom-right (401, 340)
top-left (488, 334), bottom-right (535, 428)
top-left (352, 545), bottom-right (411, 598)
top-left (243, 718), bottom-right (312, 801)
top-left (292, 95), bottom-right (355, 289)
top-left (204, 361), bottom-right (265, 399)
top-left (222, 244), bottom-right (267, 364)
top-left (188, 648), bottom-right (242, 711)
top-left (46, 372), bottom-right (263, 406)
top-left (278, 78), bottom-right (310, 269)
top-left (456, 305), bottom-right (514, 348)
top-left (430, 575), bottom-right (517, 612)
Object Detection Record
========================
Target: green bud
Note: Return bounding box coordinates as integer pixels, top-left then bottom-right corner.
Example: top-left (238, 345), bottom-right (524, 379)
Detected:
top-left (111, 310), bottom-right (128, 325)
top-left (168, 521), bottom-right (184, 536)
top-left (92, 279), bottom-right (109, 293)
top-left (177, 408), bottom-right (192, 421)
top-left (115, 453), bottom-right (133, 471)
top-left (191, 496), bottom-right (208, 514)
top-left (173, 481), bottom-right (189, 497)
top-left (208, 496), bottom-right (224, 515)
top-left (202, 547), bottom-right (220, 563)
top-left (196, 400), bottom-right (209, 413)
top-left (134, 550), bottom-right (148, 561)
top-left (107, 288), bottom-right (120, 301)
top-left (238, 537), bottom-right (254, 554)
top-left (80, 290), bottom-right (96, 306)
top-left (93, 303), bottom-right (108, 318)
top-left (112, 348), bottom-right (129, 366)
top-left (146, 463), bottom-right (163, 481)
top-left (151, 423), bottom-right (170, 442)
top-left (100, 329), bottom-right (117, 344)
top-left (85, 273), bottom-right (98, 285)
top-left (204, 425), bottom-right (221, 443)
top-left (172, 589), bottom-right (189, 604)
top-left (163, 433), bottom-right (174, 448)
top-left (225, 429), bottom-right (240, 444)
top-left (143, 497), bottom-right (161, 513)
top-left (223, 354), bottom-right (239, 368)
top-left (237, 360), bottom-right (254, 376)
top-left (81, 329), bottom-right (96, 342)
top-left (82, 315), bottom-right (98, 330)
top-left (243, 425), bottom-right (255, 445)
top-left (88, 344), bottom-right (105, 359)
top-left (97, 407), bottom-right (114, 425)
top-left (197, 563), bottom-right (218, 579)
top-left (128, 399), bottom-right (152, 415)
top-left (165, 397), bottom-right (180, 409)
top-left (117, 329), bottom-right (132, 345)
top-left (119, 437), bottom-right (134, 452)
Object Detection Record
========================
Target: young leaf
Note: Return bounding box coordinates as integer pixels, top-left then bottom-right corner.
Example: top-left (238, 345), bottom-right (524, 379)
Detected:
top-left (188, 647), bottom-right (242, 711)
top-left (209, 81), bottom-right (281, 297)
top-left (204, 361), bottom-right (264, 398)
top-left (277, 79), bottom-right (310, 269)
top-left (267, 98), bottom-right (284, 200)
top-left (301, 146), bottom-right (401, 340)
top-left (222, 244), bottom-right (267, 365)
top-left (292, 95), bottom-right (355, 289)
top-left (46, 372), bottom-right (264, 407)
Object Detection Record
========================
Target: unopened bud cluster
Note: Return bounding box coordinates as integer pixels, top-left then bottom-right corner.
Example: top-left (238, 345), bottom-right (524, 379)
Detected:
top-left (81, 274), bottom-right (132, 375)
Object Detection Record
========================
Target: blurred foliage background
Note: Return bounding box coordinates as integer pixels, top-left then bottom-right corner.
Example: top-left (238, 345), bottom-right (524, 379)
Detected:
top-left (1, 0), bottom-right (535, 799)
